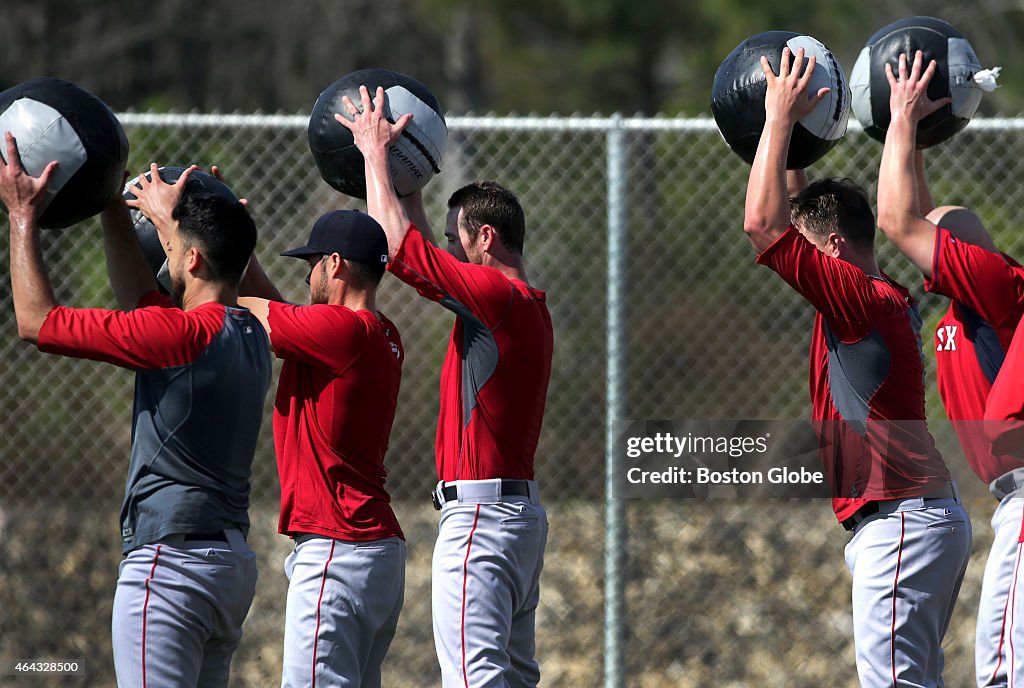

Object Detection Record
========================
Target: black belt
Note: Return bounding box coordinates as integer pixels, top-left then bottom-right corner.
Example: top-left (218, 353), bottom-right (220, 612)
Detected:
top-left (841, 483), bottom-right (959, 531)
top-left (432, 480), bottom-right (531, 510)
top-left (841, 503), bottom-right (881, 531)
top-left (991, 468), bottom-right (1024, 501)
top-left (183, 531), bottom-right (228, 542)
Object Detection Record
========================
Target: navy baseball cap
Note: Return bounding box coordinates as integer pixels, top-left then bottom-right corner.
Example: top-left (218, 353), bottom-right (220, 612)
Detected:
top-left (281, 210), bottom-right (389, 265)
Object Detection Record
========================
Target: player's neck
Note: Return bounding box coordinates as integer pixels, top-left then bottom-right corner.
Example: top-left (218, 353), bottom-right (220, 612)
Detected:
top-left (841, 249), bottom-right (881, 278)
top-left (181, 282), bottom-right (239, 311)
top-left (857, 256), bottom-right (882, 278)
top-left (334, 288), bottom-right (377, 315)
top-left (482, 253), bottom-right (529, 284)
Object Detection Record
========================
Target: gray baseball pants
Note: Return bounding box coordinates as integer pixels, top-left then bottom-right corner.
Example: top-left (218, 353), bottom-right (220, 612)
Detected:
top-left (976, 488), bottom-right (1024, 688)
top-left (432, 482), bottom-right (547, 688)
top-left (845, 492), bottom-right (971, 687)
top-left (280, 534), bottom-right (405, 688)
top-left (111, 528), bottom-right (257, 688)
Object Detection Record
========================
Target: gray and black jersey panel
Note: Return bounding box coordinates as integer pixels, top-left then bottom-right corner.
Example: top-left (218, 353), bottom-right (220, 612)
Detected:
top-left (957, 301), bottom-right (1007, 385)
top-left (120, 308), bottom-right (271, 553)
top-left (440, 295), bottom-right (500, 430)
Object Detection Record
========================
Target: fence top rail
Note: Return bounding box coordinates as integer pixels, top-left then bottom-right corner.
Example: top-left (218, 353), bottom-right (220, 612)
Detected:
top-left (116, 112), bottom-right (1024, 132)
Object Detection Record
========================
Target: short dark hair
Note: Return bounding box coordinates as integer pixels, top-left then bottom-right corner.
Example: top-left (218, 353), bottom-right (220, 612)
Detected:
top-left (344, 258), bottom-right (386, 290)
top-left (447, 181), bottom-right (526, 254)
top-left (172, 192), bottom-right (257, 284)
top-left (789, 178), bottom-right (875, 251)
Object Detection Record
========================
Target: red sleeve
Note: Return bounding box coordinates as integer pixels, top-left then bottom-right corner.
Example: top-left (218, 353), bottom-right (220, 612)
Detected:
top-left (986, 314), bottom-right (1024, 456)
top-left (267, 302), bottom-right (363, 371)
top-left (389, 224), bottom-right (513, 327)
top-left (755, 226), bottom-right (877, 342)
top-left (36, 301), bottom-right (219, 369)
top-left (925, 227), bottom-right (1024, 331)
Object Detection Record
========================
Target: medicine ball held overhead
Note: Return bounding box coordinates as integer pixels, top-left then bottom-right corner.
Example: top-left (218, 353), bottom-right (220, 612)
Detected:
top-left (308, 68), bottom-right (448, 199)
top-left (123, 166), bottom-right (240, 291)
top-left (711, 32), bottom-right (850, 169)
top-left (850, 16), bottom-right (998, 148)
top-left (0, 77), bottom-right (129, 228)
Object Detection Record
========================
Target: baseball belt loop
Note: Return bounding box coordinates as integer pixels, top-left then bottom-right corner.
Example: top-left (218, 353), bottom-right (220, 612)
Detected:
top-left (432, 480), bottom-right (445, 510)
top-left (949, 480), bottom-right (961, 504)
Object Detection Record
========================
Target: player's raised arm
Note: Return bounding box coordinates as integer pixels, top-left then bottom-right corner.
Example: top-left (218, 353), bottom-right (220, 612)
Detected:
top-left (1, 132), bottom-right (60, 343)
top-left (913, 150), bottom-right (935, 217)
top-left (334, 85), bottom-right (415, 259)
top-left (101, 176), bottom-right (162, 310)
top-left (239, 253), bottom-right (285, 302)
top-left (877, 51), bottom-right (951, 278)
top-left (399, 189), bottom-right (438, 246)
top-left (744, 47), bottom-right (829, 253)
top-left (786, 168), bottom-right (809, 197)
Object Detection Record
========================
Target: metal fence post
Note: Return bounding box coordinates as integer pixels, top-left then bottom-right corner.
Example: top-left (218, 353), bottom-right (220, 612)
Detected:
top-left (604, 113), bottom-right (627, 688)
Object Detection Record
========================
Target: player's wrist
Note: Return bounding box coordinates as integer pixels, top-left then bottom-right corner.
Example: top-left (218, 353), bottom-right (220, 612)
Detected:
top-left (764, 111), bottom-right (795, 126)
top-left (8, 207), bottom-right (39, 230)
top-left (100, 204), bottom-right (132, 232)
top-left (363, 146), bottom-right (390, 167)
top-left (888, 112), bottom-right (918, 132)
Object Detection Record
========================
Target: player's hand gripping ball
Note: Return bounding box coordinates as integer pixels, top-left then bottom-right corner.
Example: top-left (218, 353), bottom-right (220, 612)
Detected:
top-left (0, 77), bottom-right (128, 228)
top-left (123, 166), bottom-right (239, 292)
top-left (308, 68), bottom-right (448, 199)
top-left (851, 16), bottom-right (999, 148)
top-left (711, 31), bottom-right (850, 169)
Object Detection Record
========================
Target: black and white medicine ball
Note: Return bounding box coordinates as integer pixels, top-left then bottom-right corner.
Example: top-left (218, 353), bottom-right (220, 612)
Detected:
top-left (850, 16), bottom-right (984, 148)
top-left (0, 77), bottom-right (129, 228)
top-left (308, 68), bottom-right (448, 199)
top-left (123, 166), bottom-right (239, 291)
top-left (712, 32), bottom-right (850, 169)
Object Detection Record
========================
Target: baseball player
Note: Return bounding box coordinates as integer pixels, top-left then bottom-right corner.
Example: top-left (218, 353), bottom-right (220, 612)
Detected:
top-left (235, 209), bottom-right (406, 688)
top-left (743, 50), bottom-right (971, 686)
top-left (336, 85), bottom-right (553, 687)
top-left (877, 51), bottom-right (1024, 688)
top-left (2, 146), bottom-right (271, 688)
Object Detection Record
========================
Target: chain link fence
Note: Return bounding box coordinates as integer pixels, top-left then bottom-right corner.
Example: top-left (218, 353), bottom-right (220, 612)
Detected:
top-left (2, 113), bottom-right (1023, 686)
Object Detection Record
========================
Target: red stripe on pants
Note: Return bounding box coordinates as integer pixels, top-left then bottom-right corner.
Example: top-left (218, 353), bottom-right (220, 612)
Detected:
top-left (141, 545), bottom-right (163, 688)
top-left (461, 505), bottom-right (482, 688)
top-left (994, 500), bottom-right (1024, 684)
top-left (890, 513), bottom-right (906, 687)
top-left (1010, 543), bottom-right (1024, 688)
top-left (311, 540), bottom-right (337, 688)
top-left (989, 547), bottom-right (1017, 684)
